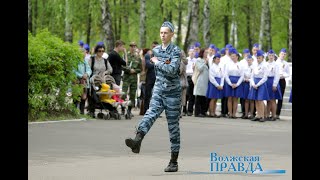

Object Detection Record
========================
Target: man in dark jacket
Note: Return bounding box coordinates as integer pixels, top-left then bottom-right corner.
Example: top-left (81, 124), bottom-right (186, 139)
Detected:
top-left (108, 40), bottom-right (127, 86)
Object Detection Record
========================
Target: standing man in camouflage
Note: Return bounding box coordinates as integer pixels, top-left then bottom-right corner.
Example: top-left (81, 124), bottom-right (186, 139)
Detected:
top-left (121, 41), bottom-right (142, 117)
top-left (125, 21), bottom-right (181, 172)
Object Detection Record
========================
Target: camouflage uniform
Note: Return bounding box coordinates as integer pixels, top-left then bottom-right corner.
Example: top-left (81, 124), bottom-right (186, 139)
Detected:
top-left (137, 43), bottom-right (181, 152)
top-left (122, 51), bottom-right (142, 112)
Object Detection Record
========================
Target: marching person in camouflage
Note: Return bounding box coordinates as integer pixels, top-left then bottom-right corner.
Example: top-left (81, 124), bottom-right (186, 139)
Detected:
top-left (125, 21), bottom-right (181, 172)
top-left (121, 41), bottom-right (142, 117)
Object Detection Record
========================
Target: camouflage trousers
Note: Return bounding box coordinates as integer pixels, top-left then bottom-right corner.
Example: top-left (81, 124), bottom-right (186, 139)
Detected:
top-left (122, 79), bottom-right (137, 108)
top-left (137, 88), bottom-right (181, 152)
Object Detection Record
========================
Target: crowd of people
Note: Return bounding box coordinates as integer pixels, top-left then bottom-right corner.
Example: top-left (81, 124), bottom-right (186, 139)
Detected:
top-left (74, 38), bottom-right (291, 122)
top-left (73, 21), bottom-right (291, 173)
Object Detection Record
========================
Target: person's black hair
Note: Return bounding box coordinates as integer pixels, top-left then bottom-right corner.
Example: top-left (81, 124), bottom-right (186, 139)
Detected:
top-left (152, 41), bottom-right (159, 45)
top-left (94, 44), bottom-right (106, 54)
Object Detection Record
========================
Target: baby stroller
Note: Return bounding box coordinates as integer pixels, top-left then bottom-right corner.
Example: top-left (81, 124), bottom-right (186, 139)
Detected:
top-left (89, 72), bottom-right (122, 120)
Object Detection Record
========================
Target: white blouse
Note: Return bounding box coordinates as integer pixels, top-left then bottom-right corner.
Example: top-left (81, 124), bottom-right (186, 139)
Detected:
top-left (186, 57), bottom-right (197, 76)
top-left (209, 62), bottom-right (224, 87)
top-left (241, 61), bottom-right (256, 81)
top-left (266, 61), bottom-right (280, 87)
top-left (250, 61), bottom-right (269, 87)
top-left (224, 61), bottom-right (244, 87)
top-left (275, 59), bottom-right (291, 79)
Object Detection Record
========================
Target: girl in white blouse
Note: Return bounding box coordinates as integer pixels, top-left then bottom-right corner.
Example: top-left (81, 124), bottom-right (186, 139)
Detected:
top-left (248, 50), bottom-right (270, 122)
top-left (265, 49), bottom-right (282, 121)
top-left (241, 55), bottom-right (255, 119)
top-left (206, 53), bottom-right (224, 117)
top-left (224, 48), bottom-right (244, 118)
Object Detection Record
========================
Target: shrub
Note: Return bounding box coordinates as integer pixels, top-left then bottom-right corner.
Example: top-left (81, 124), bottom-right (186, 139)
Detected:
top-left (28, 29), bottom-right (84, 121)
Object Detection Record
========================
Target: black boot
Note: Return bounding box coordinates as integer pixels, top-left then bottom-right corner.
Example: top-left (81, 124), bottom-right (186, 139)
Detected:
top-left (121, 106), bottom-right (126, 115)
top-left (125, 132), bottom-right (144, 153)
top-left (164, 152), bottom-right (179, 172)
top-left (128, 106), bottom-right (134, 117)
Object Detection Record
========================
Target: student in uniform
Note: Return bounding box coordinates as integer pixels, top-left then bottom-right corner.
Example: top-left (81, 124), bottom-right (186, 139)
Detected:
top-left (248, 50), bottom-right (270, 122)
top-left (275, 48), bottom-right (291, 119)
top-left (219, 45), bottom-right (232, 117)
top-left (251, 43), bottom-right (260, 64)
top-left (185, 48), bottom-right (197, 116)
top-left (265, 49), bottom-right (282, 121)
top-left (239, 48), bottom-right (250, 118)
top-left (207, 44), bottom-right (217, 68)
top-left (206, 53), bottom-right (224, 117)
top-left (224, 48), bottom-right (244, 118)
top-left (240, 55), bottom-right (255, 119)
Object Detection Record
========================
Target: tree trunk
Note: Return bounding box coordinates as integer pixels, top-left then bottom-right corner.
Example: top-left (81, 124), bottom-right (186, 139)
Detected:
top-left (65, 0), bottom-right (73, 43)
top-left (86, 0), bottom-right (92, 45)
top-left (203, 0), bottom-right (210, 47)
top-left (183, 0), bottom-right (193, 52)
top-left (265, 4), bottom-right (272, 51)
top-left (245, 4), bottom-right (253, 50)
top-left (139, 0), bottom-right (146, 48)
top-left (113, 0), bottom-right (118, 40)
top-left (101, 0), bottom-right (115, 52)
top-left (160, 0), bottom-right (164, 20)
top-left (168, 10), bottom-right (172, 22)
top-left (123, 0), bottom-right (129, 42)
top-left (176, 0), bottom-right (183, 47)
top-left (28, 0), bottom-right (32, 33)
top-left (189, 0), bottom-right (200, 46)
top-left (33, 0), bottom-right (38, 35)
top-left (224, 0), bottom-right (230, 46)
top-left (288, 0), bottom-right (292, 62)
top-left (119, 0), bottom-right (123, 40)
top-left (229, 8), bottom-right (234, 46)
top-left (259, 0), bottom-right (271, 50)
top-left (234, 20), bottom-right (238, 49)
top-left (229, 0), bottom-right (238, 49)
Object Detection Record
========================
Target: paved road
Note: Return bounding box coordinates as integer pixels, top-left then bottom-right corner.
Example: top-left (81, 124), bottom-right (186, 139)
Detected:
top-left (28, 110), bottom-right (292, 180)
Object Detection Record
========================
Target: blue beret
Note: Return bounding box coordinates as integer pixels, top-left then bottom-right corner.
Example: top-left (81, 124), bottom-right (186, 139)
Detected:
top-left (253, 43), bottom-right (259, 48)
top-left (256, 50), bottom-right (264, 57)
top-left (215, 47), bottom-right (220, 52)
top-left (220, 48), bottom-right (226, 54)
top-left (225, 44), bottom-right (233, 49)
top-left (229, 48), bottom-right (238, 55)
top-left (268, 49), bottom-right (275, 54)
top-left (214, 53), bottom-right (221, 59)
top-left (78, 40), bottom-right (84, 46)
top-left (84, 44), bottom-right (90, 51)
top-left (280, 48), bottom-right (287, 53)
top-left (209, 44), bottom-right (216, 49)
top-left (97, 41), bottom-right (104, 46)
top-left (243, 49), bottom-right (250, 53)
top-left (161, 21), bottom-right (174, 32)
top-left (194, 42), bottom-right (201, 47)
top-left (247, 54), bottom-right (253, 59)
top-left (194, 51), bottom-right (199, 58)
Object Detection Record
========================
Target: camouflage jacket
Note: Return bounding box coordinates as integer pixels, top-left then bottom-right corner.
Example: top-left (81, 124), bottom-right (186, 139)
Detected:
top-left (123, 52), bottom-right (142, 75)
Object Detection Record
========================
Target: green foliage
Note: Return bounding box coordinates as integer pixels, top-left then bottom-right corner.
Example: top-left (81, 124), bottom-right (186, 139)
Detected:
top-left (28, 29), bottom-right (83, 121)
top-left (31, 0), bottom-right (291, 52)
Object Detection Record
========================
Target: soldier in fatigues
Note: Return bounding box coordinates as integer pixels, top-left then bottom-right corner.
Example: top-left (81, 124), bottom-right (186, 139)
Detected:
top-left (121, 42), bottom-right (141, 117)
top-left (125, 21), bottom-right (181, 172)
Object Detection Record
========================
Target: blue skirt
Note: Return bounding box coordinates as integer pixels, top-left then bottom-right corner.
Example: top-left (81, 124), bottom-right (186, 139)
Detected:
top-left (206, 77), bottom-right (224, 99)
top-left (266, 77), bottom-right (282, 100)
top-left (289, 89), bottom-right (292, 103)
top-left (224, 76), bottom-right (244, 98)
top-left (242, 81), bottom-right (250, 99)
top-left (247, 78), bottom-right (270, 100)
